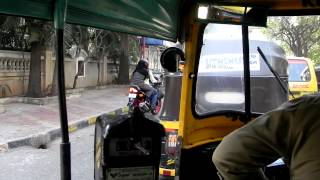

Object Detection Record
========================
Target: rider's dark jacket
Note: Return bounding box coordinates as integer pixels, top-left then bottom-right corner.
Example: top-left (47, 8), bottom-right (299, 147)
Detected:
top-left (131, 60), bottom-right (154, 97)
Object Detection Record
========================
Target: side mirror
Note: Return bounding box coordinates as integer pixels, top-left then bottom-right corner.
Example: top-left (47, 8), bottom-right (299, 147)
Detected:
top-left (160, 47), bottom-right (185, 72)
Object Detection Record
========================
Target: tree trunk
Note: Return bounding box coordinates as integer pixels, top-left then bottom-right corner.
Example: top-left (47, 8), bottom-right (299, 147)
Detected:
top-left (0, 15), bottom-right (6, 25)
top-left (72, 59), bottom-right (85, 89)
top-left (27, 41), bottom-right (43, 97)
top-left (72, 75), bottom-right (79, 89)
top-left (118, 34), bottom-right (129, 84)
top-left (72, 68), bottom-right (80, 89)
top-left (51, 58), bottom-right (58, 96)
top-left (72, 26), bottom-right (89, 89)
top-left (97, 61), bottom-right (101, 86)
top-left (79, 27), bottom-right (89, 52)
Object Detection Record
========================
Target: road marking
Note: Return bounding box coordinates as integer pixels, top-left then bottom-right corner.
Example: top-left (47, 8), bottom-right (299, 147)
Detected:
top-left (88, 117), bottom-right (97, 125)
top-left (68, 126), bottom-right (78, 133)
top-left (122, 106), bottom-right (129, 112)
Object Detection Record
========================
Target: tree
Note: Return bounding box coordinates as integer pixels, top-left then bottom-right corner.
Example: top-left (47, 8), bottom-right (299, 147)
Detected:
top-left (118, 33), bottom-right (130, 84)
top-left (1, 15), bottom-right (140, 96)
top-left (64, 25), bottom-right (90, 89)
top-left (65, 26), bottom-right (133, 87)
top-left (88, 29), bottom-right (119, 85)
top-left (26, 19), bottom-right (53, 97)
top-left (0, 16), bottom-right (53, 98)
top-left (88, 30), bottom-right (140, 84)
top-left (266, 16), bottom-right (320, 64)
top-left (0, 15), bottom-right (29, 51)
top-left (309, 30), bottom-right (320, 65)
top-left (113, 33), bottom-right (140, 84)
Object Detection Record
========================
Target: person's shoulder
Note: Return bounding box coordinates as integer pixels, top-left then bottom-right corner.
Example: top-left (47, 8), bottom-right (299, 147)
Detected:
top-left (291, 93), bottom-right (320, 103)
top-left (283, 93), bottom-right (320, 109)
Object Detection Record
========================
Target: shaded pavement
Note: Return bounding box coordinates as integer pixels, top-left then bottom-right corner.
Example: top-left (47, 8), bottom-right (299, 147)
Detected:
top-left (0, 86), bottom-right (128, 152)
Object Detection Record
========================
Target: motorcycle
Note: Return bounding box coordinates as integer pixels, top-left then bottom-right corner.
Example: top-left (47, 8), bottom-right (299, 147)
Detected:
top-left (127, 82), bottom-right (164, 115)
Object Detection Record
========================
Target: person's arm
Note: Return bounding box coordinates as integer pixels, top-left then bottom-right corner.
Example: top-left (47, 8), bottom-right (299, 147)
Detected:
top-left (212, 107), bottom-right (293, 180)
top-left (148, 69), bottom-right (158, 83)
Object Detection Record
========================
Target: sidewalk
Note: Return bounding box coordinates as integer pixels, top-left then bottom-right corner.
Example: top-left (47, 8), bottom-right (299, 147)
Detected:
top-left (0, 86), bottom-right (129, 152)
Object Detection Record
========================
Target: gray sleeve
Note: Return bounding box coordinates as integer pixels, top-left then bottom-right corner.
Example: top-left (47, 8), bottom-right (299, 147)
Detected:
top-left (212, 109), bottom-right (293, 180)
top-left (148, 70), bottom-right (157, 83)
top-left (212, 94), bottom-right (320, 180)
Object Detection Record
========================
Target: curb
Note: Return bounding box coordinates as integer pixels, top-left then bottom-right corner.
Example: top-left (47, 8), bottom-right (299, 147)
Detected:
top-left (0, 106), bottom-right (129, 152)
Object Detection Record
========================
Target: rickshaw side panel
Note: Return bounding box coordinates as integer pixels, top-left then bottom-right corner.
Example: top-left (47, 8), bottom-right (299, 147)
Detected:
top-left (160, 74), bottom-right (183, 121)
top-left (159, 74), bottom-right (182, 178)
top-left (94, 113), bottom-right (165, 180)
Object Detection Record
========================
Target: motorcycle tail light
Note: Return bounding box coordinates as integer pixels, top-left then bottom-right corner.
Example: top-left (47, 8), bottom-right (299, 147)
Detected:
top-left (129, 87), bottom-right (138, 93)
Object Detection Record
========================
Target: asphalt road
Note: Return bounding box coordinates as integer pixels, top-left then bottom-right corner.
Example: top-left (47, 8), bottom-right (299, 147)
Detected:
top-left (0, 126), bottom-right (95, 180)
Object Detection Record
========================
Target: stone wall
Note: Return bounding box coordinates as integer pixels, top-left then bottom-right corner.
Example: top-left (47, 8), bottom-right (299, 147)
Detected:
top-left (0, 50), bottom-right (30, 97)
top-left (0, 50), bottom-right (111, 97)
top-left (0, 49), bottom-right (160, 98)
top-left (46, 54), bottom-right (109, 90)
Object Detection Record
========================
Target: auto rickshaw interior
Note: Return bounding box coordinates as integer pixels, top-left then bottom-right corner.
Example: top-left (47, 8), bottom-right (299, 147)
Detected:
top-left (1, 1), bottom-right (320, 180)
top-left (160, 2), bottom-right (320, 180)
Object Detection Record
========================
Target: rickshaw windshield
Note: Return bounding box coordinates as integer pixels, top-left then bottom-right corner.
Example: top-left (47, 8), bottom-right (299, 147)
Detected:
top-left (194, 23), bottom-right (288, 116)
top-left (288, 59), bottom-right (311, 82)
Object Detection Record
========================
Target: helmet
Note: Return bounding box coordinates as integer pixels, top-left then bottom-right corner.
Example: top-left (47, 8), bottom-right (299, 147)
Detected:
top-left (137, 59), bottom-right (149, 69)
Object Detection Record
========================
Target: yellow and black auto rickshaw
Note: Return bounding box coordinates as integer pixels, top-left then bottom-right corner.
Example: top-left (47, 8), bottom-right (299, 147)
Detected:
top-left (159, 27), bottom-right (289, 179)
top-left (288, 57), bottom-right (318, 99)
top-left (1, 1), bottom-right (320, 180)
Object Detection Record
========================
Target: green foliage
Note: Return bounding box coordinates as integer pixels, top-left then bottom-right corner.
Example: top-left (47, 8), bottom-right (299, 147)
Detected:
top-left (87, 29), bottom-right (140, 64)
top-left (64, 24), bottom-right (140, 84)
top-left (0, 15), bottom-right (55, 51)
top-left (0, 15), bottom-right (140, 63)
top-left (26, 18), bottom-right (54, 47)
top-left (0, 15), bottom-right (29, 50)
top-left (309, 43), bottom-right (320, 65)
top-left (89, 29), bottom-right (120, 60)
top-left (128, 36), bottom-right (140, 63)
top-left (265, 16), bottom-right (320, 64)
top-left (1, 14), bottom-right (140, 88)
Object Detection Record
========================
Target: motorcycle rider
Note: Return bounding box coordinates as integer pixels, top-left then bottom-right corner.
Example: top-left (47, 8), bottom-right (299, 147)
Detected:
top-left (131, 59), bottom-right (159, 113)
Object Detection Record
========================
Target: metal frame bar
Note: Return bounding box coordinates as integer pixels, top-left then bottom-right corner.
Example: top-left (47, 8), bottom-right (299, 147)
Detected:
top-left (242, 24), bottom-right (251, 122)
top-left (54, 0), bottom-right (71, 179)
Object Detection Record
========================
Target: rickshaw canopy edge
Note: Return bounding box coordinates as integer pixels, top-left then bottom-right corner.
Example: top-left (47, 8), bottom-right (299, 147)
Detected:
top-left (0, 0), bottom-right (182, 41)
top-left (1, 0), bottom-right (320, 41)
